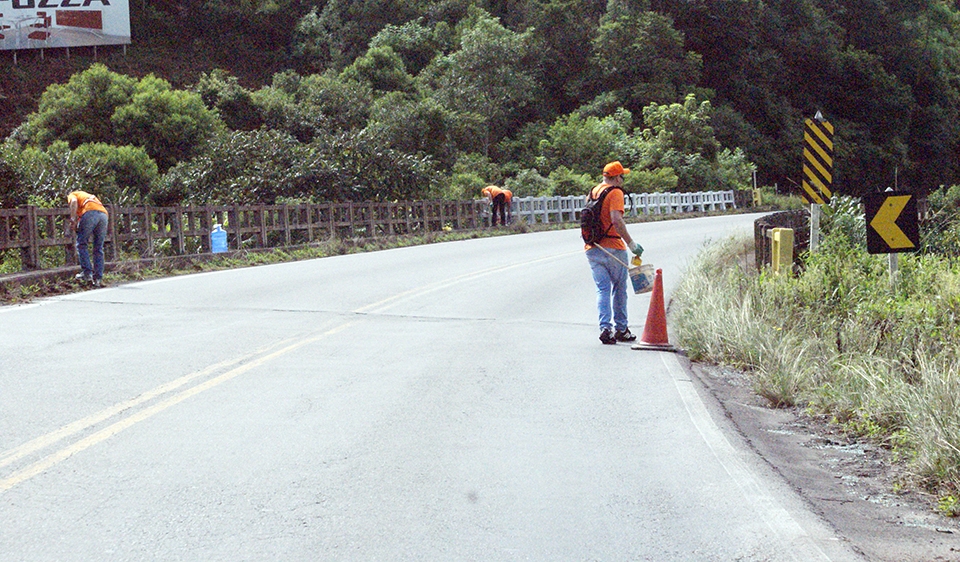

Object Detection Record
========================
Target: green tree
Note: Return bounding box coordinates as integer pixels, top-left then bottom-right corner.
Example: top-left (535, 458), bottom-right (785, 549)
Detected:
top-left (367, 93), bottom-right (479, 170)
top-left (290, 7), bottom-right (341, 71)
top-left (252, 70), bottom-right (372, 142)
top-left (526, 0), bottom-right (606, 114)
top-left (11, 141), bottom-right (113, 206)
top-left (290, 0), bottom-right (421, 71)
top-left (591, 11), bottom-right (702, 112)
top-left (424, 6), bottom-right (540, 155)
top-left (641, 94), bottom-right (719, 159)
top-left (111, 75), bottom-right (222, 171)
top-left (18, 63), bottom-right (137, 148)
top-left (368, 19), bottom-right (447, 75)
top-left (6, 140), bottom-right (157, 206)
top-left (638, 94), bottom-right (755, 191)
top-left (439, 151), bottom-right (505, 200)
top-left (536, 109), bottom-right (636, 176)
top-left (194, 69), bottom-right (264, 131)
top-left (340, 46), bottom-right (416, 94)
top-left (17, 65), bottom-right (221, 173)
top-left (624, 166), bottom-right (679, 193)
top-left (309, 128), bottom-right (438, 202)
top-left (548, 166), bottom-right (594, 196)
top-left (72, 143), bottom-right (159, 204)
top-left (0, 142), bottom-right (27, 208)
top-left (504, 168), bottom-right (552, 197)
top-left (157, 129), bottom-right (328, 206)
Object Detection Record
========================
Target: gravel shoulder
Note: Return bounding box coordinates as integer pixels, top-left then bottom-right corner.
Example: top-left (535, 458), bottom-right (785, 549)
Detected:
top-left (687, 360), bottom-right (960, 562)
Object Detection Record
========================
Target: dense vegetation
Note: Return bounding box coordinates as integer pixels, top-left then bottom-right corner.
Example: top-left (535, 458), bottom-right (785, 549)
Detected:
top-left (673, 192), bottom-right (960, 513)
top-left (3, 0), bottom-right (960, 208)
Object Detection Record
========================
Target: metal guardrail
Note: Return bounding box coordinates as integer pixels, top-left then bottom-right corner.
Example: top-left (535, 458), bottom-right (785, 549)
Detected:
top-left (508, 190), bottom-right (737, 224)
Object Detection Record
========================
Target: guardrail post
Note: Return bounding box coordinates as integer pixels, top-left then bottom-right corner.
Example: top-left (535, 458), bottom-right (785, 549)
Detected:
top-left (21, 205), bottom-right (38, 270)
top-left (173, 206), bottom-right (186, 255)
top-left (257, 205), bottom-right (267, 248)
top-left (143, 206), bottom-right (154, 258)
top-left (229, 205), bottom-right (240, 249)
top-left (200, 207), bottom-right (213, 253)
top-left (61, 207), bottom-right (77, 266)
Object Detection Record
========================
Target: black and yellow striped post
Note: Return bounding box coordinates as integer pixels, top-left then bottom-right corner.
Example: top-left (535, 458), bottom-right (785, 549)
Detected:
top-left (801, 112), bottom-right (834, 205)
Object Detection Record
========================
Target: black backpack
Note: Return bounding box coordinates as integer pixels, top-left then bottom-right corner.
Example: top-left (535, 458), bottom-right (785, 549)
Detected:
top-left (580, 186), bottom-right (621, 244)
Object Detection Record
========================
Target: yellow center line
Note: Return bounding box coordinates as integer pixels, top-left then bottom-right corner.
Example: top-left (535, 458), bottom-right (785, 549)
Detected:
top-left (1, 249), bottom-right (580, 492)
top-left (0, 322), bottom-right (355, 493)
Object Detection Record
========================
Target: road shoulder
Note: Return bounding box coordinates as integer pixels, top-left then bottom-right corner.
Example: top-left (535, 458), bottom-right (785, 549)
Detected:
top-left (688, 361), bottom-right (960, 562)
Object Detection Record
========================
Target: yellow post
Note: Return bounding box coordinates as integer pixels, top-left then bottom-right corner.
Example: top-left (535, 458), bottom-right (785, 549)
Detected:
top-left (771, 228), bottom-right (794, 274)
top-left (752, 189), bottom-right (762, 207)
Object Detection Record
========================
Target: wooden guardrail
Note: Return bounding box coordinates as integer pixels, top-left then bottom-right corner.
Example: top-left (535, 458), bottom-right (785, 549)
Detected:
top-left (1, 200), bottom-right (487, 272)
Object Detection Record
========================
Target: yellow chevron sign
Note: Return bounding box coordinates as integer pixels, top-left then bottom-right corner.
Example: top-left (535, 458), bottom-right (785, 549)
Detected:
top-left (863, 191), bottom-right (919, 254)
top-left (801, 115), bottom-right (833, 204)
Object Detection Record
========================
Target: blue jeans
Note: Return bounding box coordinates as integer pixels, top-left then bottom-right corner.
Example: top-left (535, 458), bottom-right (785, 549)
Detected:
top-left (76, 210), bottom-right (108, 280)
top-left (586, 247), bottom-right (629, 332)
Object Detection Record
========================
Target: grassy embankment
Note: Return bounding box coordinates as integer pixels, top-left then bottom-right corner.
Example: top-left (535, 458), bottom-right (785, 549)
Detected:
top-left (672, 212), bottom-right (960, 516)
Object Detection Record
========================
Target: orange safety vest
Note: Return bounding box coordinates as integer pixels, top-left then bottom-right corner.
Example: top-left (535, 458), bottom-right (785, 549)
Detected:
top-left (68, 191), bottom-right (108, 218)
top-left (584, 183), bottom-right (626, 251)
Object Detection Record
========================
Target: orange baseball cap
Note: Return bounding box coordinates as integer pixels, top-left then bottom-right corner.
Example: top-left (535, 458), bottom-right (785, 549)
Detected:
top-left (603, 161), bottom-right (630, 176)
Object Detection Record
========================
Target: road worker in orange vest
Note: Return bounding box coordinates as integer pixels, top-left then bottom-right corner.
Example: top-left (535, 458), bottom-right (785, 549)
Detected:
top-left (585, 161), bottom-right (644, 345)
top-left (482, 185), bottom-right (512, 226)
top-left (67, 190), bottom-right (109, 287)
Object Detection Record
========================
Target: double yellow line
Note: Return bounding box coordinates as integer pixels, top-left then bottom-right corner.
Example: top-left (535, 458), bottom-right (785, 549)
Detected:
top-left (0, 322), bottom-right (354, 493)
top-left (0, 250), bottom-right (575, 493)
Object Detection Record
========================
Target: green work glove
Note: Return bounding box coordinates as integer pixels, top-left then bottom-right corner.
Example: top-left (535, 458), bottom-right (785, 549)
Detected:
top-left (629, 240), bottom-right (644, 257)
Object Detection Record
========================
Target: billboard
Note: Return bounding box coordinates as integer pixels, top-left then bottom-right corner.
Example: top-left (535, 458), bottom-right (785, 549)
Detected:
top-left (0, 0), bottom-right (129, 51)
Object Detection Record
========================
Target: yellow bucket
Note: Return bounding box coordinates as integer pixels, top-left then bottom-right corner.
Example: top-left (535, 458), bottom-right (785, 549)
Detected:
top-left (629, 263), bottom-right (655, 294)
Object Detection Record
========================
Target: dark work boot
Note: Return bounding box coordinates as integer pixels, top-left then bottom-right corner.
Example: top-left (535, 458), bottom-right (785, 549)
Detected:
top-left (599, 328), bottom-right (617, 345)
top-left (615, 328), bottom-right (637, 342)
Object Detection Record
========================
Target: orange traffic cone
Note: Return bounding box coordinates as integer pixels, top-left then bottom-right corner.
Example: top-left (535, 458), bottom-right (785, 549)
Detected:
top-left (632, 268), bottom-right (677, 352)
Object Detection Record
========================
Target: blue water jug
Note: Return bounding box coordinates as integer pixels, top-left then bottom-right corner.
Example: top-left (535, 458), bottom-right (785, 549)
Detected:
top-left (210, 224), bottom-right (228, 253)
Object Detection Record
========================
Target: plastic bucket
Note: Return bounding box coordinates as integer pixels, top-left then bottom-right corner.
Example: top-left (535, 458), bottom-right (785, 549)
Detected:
top-left (629, 264), bottom-right (655, 294)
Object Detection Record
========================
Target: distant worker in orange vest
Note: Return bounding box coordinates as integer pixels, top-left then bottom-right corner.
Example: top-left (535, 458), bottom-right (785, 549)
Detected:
top-left (67, 190), bottom-right (109, 287)
top-left (482, 185), bottom-right (512, 226)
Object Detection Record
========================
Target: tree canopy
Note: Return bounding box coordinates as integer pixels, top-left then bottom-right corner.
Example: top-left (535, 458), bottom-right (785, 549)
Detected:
top-left (6, 0), bottom-right (960, 206)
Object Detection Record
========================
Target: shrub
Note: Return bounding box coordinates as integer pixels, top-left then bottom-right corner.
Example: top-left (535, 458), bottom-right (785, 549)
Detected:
top-left (547, 166), bottom-right (593, 196)
top-left (504, 168), bottom-right (551, 198)
top-left (194, 69), bottom-right (264, 131)
top-left (156, 129), bottom-right (328, 206)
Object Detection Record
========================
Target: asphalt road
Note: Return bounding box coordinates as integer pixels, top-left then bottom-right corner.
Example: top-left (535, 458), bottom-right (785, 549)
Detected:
top-left (0, 214), bottom-right (866, 561)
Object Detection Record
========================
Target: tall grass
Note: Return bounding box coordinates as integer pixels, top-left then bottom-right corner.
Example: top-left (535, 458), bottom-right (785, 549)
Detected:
top-left (673, 229), bottom-right (960, 505)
